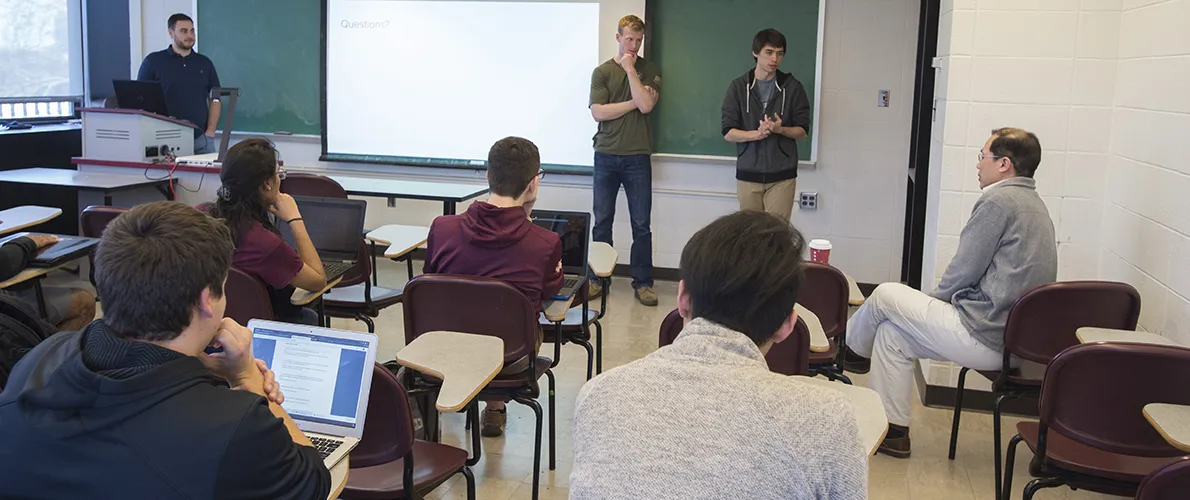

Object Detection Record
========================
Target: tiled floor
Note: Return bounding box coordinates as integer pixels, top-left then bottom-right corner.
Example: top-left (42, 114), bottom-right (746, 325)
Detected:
top-left (76, 258), bottom-right (1121, 499)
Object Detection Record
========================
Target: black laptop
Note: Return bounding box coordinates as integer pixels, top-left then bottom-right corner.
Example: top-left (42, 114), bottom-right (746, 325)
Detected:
top-left (1, 233), bottom-right (99, 268)
top-left (531, 210), bottom-right (590, 300)
top-left (277, 196), bottom-right (367, 282)
top-left (112, 79), bottom-right (170, 117)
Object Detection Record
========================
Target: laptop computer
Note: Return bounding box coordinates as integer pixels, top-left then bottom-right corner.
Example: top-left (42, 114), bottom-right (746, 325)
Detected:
top-left (277, 196), bottom-right (367, 282)
top-left (531, 210), bottom-right (590, 300)
top-left (0, 233), bottom-right (99, 268)
top-left (112, 79), bottom-right (170, 117)
top-left (248, 319), bottom-right (379, 469)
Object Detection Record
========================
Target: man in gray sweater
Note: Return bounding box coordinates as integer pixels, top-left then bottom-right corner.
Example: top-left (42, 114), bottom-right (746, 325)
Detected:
top-left (570, 211), bottom-right (868, 500)
top-left (844, 127), bottom-right (1057, 458)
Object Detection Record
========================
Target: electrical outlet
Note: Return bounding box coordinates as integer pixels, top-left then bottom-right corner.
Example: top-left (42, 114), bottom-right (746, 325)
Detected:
top-left (799, 192), bottom-right (818, 210)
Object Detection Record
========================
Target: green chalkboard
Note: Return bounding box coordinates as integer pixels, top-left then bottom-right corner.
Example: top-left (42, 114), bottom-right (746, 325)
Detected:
top-left (649, 0), bottom-right (819, 158)
top-left (197, 0), bottom-right (321, 135)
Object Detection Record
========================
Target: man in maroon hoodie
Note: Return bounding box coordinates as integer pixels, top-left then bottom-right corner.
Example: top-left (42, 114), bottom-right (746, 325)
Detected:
top-left (424, 136), bottom-right (564, 437)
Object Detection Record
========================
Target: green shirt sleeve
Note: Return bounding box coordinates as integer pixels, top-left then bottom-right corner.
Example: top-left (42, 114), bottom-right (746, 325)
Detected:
top-left (589, 66), bottom-right (610, 107)
top-left (642, 60), bottom-right (661, 92)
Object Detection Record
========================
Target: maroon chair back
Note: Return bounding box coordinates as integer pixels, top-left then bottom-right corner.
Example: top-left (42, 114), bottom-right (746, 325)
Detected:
top-left (222, 267), bottom-right (274, 324)
top-left (1005, 281), bottom-right (1141, 365)
top-left (659, 308), bottom-right (683, 347)
top-left (350, 363), bottom-right (415, 467)
top-left (403, 275), bottom-right (538, 367)
top-left (798, 263), bottom-right (849, 338)
top-left (280, 173), bottom-right (348, 198)
top-left (79, 205), bottom-right (127, 238)
top-left (1040, 343), bottom-right (1190, 458)
top-left (658, 308), bottom-right (810, 376)
top-left (1136, 457), bottom-right (1190, 500)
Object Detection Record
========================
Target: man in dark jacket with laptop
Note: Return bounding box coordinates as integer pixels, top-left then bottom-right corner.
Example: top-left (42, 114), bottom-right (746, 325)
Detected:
top-left (721, 28), bottom-right (812, 221)
top-left (0, 201), bottom-right (330, 499)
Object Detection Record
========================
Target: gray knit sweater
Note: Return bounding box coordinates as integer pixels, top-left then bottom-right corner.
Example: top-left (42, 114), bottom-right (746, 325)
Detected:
top-left (569, 319), bottom-right (868, 500)
top-left (931, 177), bottom-right (1057, 352)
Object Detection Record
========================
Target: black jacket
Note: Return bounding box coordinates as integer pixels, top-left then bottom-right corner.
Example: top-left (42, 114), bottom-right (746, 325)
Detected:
top-left (721, 69), bottom-right (812, 183)
top-left (0, 320), bottom-right (331, 499)
top-left (0, 236), bottom-right (37, 282)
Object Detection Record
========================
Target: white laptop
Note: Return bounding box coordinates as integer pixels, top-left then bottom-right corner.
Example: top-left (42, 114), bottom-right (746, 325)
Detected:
top-left (247, 319), bottom-right (379, 469)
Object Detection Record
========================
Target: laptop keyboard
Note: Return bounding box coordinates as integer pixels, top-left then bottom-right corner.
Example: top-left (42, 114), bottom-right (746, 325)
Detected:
top-left (323, 261), bottom-right (355, 280)
top-left (563, 277), bottom-right (580, 289)
top-left (310, 436), bottom-right (344, 459)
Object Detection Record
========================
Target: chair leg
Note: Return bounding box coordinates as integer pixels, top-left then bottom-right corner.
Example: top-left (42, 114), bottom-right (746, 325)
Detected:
top-left (406, 254), bottom-right (414, 281)
top-left (370, 240), bottom-right (378, 286)
top-left (1003, 434), bottom-right (1023, 500)
top-left (465, 401), bottom-right (481, 466)
top-left (574, 338), bottom-right (594, 380)
top-left (461, 465), bottom-right (476, 500)
top-left (546, 368), bottom-right (557, 471)
top-left (359, 315), bottom-right (375, 334)
top-left (1023, 477), bottom-right (1065, 500)
top-left (833, 369), bottom-right (852, 385)
top-left (512, 395), bottom-right (543, 500)
top-left (994, 394), bottom-right (1010, 500)
top-left (595, 320), bottom-right (603, 374)
top-left (550, 322), bottom-right (562, 369)
top-left (948, 367), bottom-right (971, 460)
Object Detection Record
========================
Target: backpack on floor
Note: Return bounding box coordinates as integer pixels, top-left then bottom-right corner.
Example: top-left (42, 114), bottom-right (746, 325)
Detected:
top-left (0, 294), bottom-right (57, 389)
top-left (382, 360), bottom-right (435, 441)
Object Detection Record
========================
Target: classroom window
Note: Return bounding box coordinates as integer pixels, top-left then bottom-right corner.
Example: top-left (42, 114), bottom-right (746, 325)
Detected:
top-left (0, 0), bottom-right (85, 102)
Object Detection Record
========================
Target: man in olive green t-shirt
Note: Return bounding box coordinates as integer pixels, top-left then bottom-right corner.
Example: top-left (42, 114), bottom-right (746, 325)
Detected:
top-left (588, 14), bottom-right (661, 306)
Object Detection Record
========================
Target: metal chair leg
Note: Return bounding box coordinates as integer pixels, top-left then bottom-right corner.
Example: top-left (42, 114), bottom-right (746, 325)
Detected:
top-left (546, 368), bottom-right (556, 470)
top-left (948, 367), bottom-right (971, 460)
top-left (370, 240), bottom-right (378, 286)
top-left (994, 394), bottom-right (1010, 500)
top-left (595, 320), bottom-right (603, 374)
top-left (574, 338), bottom-right (594, 380)
top-left (465, 401), bottom-right (482, 466)
top-left (833, 369), bottom-right (852, 385)
top-left (512, 395), bottom-right (543, 500)
top-left (461, 465), bottom-right (476, 500)
top-left (1003, 434), bottom-right (1023, 500)
top-left (1023, 477), bottom-right (1065, 500)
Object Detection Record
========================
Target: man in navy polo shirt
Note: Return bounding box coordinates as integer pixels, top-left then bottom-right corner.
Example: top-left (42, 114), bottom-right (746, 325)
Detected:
top-left (137, 13), bottom-right (222, 155)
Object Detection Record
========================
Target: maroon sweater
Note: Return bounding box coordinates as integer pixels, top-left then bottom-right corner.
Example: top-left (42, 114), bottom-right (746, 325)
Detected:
top-left (424, 202), bottom-right (564, 313)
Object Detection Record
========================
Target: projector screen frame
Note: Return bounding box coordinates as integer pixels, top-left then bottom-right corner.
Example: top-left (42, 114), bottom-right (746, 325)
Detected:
top-left (318, 0), bottom-right (635, 175)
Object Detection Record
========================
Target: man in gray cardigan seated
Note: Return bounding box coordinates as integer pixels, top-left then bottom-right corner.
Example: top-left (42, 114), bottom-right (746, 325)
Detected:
top-left (570, 211), bottom-right (867, 500)
top-left (844, 127), bottom-right (1057, 458)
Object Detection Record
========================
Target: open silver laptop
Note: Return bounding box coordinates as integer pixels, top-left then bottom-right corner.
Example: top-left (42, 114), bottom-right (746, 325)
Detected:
top-left (247, 319), bottom-right (379, 469)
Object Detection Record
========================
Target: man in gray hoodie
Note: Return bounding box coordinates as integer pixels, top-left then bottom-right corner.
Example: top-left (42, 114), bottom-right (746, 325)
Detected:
top-left (844, 128), bottom-right (1057, 458)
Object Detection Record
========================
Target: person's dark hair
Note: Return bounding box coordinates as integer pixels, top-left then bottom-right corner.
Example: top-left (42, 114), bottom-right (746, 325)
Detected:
top-left (679, 211), bottom-right (806, 346)
top-left (95, 201), bottom-right (234, 341)
top-left (168, 13), bottom-right (193, 30)
top-left (752, 29), bottom-right (787, 61)
top-left (988, 127), bottom-right (1043, 178)
top-left (209, 137), bottom-right (280, 241)
top-left (486, 137), bottom-right (540, 198)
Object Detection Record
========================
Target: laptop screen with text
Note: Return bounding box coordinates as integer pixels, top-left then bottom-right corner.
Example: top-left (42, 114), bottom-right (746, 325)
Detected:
top-left (253, 328), bottom-right (369, 429)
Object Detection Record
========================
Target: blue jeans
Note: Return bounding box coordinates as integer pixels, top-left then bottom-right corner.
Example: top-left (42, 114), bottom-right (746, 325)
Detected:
top-left (194, 134), bottom-right (216, 155)
top-left (593, 152), bottom-right (653, 289)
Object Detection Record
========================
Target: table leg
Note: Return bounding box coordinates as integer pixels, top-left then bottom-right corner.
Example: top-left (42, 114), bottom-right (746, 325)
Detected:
top-left (103, 192), bottom-right (113, 206)
top-left (33, 279), bottom-right (48, 320)
top-left (444, 201), bottom-right (456, 215)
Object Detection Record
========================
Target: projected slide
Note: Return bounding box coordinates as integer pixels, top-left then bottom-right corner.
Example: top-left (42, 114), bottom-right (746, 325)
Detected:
top-left (326, 0), bottom-right (601, 168)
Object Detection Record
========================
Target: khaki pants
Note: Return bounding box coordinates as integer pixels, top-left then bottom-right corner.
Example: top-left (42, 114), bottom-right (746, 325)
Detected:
top-left (737, 178), bottom-right (798, 221)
